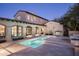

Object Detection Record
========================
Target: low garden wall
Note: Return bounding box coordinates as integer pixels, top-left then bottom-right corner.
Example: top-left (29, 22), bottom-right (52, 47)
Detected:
top-left (69, 31), bottom-right (79, 36)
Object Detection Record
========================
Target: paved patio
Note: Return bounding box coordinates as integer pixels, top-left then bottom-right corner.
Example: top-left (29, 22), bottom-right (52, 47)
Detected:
top-left (0, 41), bottom-right (27, 56)
top-left (1, 36), bottom-right (79, 56)
top-left (74, 47), bottom-right (79, 56)
top-left (8, 36), bottom-right (75, 56)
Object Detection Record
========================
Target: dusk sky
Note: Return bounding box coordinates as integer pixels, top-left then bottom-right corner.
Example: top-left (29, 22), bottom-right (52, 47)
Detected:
top-left (0, 3), bottom-right (74, 20)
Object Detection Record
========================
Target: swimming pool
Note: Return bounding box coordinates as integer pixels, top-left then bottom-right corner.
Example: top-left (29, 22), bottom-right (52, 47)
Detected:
top-left (18, 36), bottom-right (48, 48)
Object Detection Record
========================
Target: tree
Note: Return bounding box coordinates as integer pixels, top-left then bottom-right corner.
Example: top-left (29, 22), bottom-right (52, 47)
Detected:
top-left (54, 3), bottom-right (79, 31)
top-left (52, 4), bottom-right (79, 36)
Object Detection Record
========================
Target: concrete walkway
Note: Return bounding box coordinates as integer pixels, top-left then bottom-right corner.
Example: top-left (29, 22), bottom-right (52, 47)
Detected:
top-left (10, 36), bottom-right (74, 56)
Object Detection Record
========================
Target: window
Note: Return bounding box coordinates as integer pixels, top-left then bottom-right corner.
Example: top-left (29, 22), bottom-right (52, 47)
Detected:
top-left (0, 25), bottom-right (5, 37)
top-left (11, 26), bottom-right (23, 37)
top-left (27, 15), bottom-right (30, 20)
top-left (33, 16), bottom-right (36, 22)
top-left (26, 26), bottom-right (32, 35)
top-left (17, 16), bottom-right (21, 20)
top-left (12, 26), bottom-right (17, 37)
top-left (18, 26), bottom-right (22, 36)
top-left (33, 16), bottom-right (36, 20)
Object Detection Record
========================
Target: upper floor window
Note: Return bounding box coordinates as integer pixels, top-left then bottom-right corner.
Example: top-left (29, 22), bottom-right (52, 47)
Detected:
top-left (27, 15), bottom-right (30, 20)
top-left (33, 16), bottom-right (36, 22)
top-left (17, 16), bottom-right (21, 20)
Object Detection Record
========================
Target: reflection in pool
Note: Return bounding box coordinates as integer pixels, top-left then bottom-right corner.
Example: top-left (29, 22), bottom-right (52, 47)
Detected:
top-left (18, 36), bottom-right (48, 48)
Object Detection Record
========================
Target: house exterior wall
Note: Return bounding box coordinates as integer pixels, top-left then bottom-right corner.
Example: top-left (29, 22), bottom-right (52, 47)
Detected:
top-left (0, 10), bottom-right (64, 42)
top-left (0, 19), bottom-right (64, 42)
top-left (0, 19), bottom-right (45, 42)
top-left (45, 21), bottom-right (63, 36)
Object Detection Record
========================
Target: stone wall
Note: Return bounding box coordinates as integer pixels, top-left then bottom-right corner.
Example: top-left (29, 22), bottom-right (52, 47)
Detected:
top-left (69, 31), bottom-right (79, 36)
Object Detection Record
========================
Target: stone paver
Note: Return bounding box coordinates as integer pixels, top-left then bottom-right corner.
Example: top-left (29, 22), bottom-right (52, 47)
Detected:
top-left (10, 36), bottom-right (74, 56)
top-left (0, 42), bottom-right (13, 48)
top-left (5, 44), bottom-right (27, 53)
top-left (0, 42), bottom-right (27, 56)
top-left (0, 48), bottom-right (11, 56)
top-left (74, 47), bottom-right (79, 56)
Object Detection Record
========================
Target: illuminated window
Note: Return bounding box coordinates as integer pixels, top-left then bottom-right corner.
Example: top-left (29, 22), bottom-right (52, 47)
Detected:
top-left (27, 15), bottom-right (30, 20)
top-left (17, 16), bottom-right (21, 20)
top-left (33, 16), bottom-right (36, 22)
top-left (18, 26), bottom-right (22, 36)
top-left (11, 26), bottom-right (23, 37)
top-left (26, 26), bottom-right (32, 35)
top-left (0, 25), bottom-right (5, 37)
top-left (33, 16), bottom-right (36, 20)
top-left (12, 26), bottom-right (17, 37)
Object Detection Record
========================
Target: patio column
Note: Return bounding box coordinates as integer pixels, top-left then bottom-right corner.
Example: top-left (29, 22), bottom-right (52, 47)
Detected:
top-left (41, 27), bottom-right (46, 35)
top-left (23, 26), bottom-right (26, 38)
top-left (32, 27), bottom-right (36, 36)
top-left (5, 26), bottom-right (12, 41)
top-left (36, 27), bottom-right (41, 36)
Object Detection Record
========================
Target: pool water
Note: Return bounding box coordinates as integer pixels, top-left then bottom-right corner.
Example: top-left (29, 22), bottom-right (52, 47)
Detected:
top-left (18, 36), bottom-right (48, 48)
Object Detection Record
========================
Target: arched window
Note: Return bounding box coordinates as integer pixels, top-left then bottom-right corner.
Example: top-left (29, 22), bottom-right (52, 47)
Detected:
top-left (0, 24), bottom-right (5, 37)
top-left (26, 26), bottom-right (32, 35)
